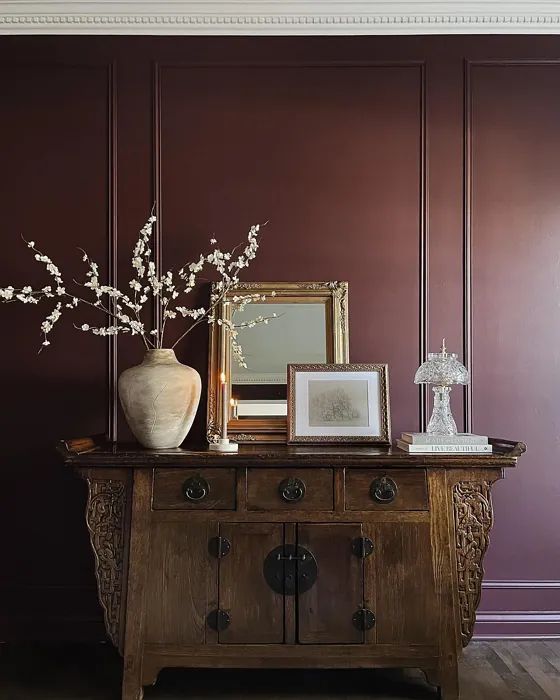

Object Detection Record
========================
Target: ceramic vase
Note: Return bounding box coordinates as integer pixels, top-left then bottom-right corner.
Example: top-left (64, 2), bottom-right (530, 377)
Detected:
top-left (118, 349), bottom-right (201, 449)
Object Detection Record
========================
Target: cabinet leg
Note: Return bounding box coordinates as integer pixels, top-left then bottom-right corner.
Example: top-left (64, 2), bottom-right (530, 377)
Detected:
top-left (423, 668), bottom-right (440, 687)
top-left (438, 658), bottom-right (460, 700)
top-left (122, 661), bottom-right (144, 700)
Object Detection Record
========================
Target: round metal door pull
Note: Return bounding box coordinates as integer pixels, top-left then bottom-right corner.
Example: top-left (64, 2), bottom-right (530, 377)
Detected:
top-left (263, 544), bottom-right (317, 595)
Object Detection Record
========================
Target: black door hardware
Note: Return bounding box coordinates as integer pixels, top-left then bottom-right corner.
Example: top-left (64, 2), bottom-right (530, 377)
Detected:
top-left (352, 536), bottom-right (374, 558)
top-left (278, 477), bottom-right (306, 503)
top-left (370, 476), bottom-right (398, 504)
top-left (352, 608), bottom-right (376, 631)
top-left (263, 544), bottom-right (317, 595)
top-left (183, 475), bottom-right (210, 502)
top-left (208, 535), bottom-right (231, 559)
top-left (207, 609), bottom-right (230, 632)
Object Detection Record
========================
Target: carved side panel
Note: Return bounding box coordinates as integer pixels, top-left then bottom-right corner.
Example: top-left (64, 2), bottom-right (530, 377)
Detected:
top-left (85, 478), bottom-right (126, 649)
top-left (453, 480), bottom-right (493, 646)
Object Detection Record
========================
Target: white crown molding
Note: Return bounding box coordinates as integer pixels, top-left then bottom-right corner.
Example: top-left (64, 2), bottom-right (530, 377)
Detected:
top-left (2, 2), bottom-right (560, 35)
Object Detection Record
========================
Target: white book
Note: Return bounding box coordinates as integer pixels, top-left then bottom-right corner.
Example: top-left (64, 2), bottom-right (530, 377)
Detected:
top-left (396, 439), bottom-right (492, 454)
top-left (401, 432), bottom-right (488, 446)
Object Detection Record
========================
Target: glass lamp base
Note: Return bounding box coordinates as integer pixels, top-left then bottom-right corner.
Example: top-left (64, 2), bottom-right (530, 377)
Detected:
top-left (426, 385), bottom-right (458, 436)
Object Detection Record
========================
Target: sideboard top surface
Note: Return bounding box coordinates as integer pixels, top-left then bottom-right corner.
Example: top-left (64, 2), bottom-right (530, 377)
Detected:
top-left (59, 436), bottom-right (525, 469)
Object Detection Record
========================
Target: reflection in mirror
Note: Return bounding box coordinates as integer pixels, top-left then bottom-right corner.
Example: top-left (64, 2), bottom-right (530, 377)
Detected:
top-left (231, 303), bottom-right (327, 418)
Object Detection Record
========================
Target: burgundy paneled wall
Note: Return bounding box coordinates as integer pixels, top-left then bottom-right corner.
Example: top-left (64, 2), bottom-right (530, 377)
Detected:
top-left (0, 36), bottom-right (559, 640)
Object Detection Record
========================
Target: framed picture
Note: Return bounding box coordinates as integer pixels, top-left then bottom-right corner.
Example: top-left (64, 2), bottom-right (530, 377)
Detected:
top-left (287, 363), bottom-right (391, 444)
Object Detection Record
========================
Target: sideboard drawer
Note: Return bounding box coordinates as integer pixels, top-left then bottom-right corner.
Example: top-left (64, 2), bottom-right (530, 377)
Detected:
top-left (345, 469), bottom-right (428, 511)
top-left (152, 468), bottom-right (236, 510)
top-left (247, 468), bottom-right (334, 511)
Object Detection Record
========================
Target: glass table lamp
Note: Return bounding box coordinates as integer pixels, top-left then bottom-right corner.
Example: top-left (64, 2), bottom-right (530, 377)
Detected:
top-left (414, 339), bottom-right (469, 435)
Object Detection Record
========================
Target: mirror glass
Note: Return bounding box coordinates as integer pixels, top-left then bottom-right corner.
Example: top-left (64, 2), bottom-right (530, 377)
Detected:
top-left (231, 302), bottom-right (327, 418)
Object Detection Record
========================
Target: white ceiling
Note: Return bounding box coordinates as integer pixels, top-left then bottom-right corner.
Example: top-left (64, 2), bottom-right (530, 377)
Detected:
top-left (1, 1), bottom-right (560, 35)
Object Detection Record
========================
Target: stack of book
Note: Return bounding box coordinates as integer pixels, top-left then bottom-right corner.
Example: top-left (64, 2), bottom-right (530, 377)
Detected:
top-left (396, 433), bottom-right (491, 453)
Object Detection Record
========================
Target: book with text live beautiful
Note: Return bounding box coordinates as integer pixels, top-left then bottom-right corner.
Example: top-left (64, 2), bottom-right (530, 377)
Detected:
top-left (396, 439), bottom-right (492, 453)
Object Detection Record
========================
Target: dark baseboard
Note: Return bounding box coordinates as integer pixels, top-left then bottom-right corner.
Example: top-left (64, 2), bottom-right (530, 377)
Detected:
top-left (475, 580), bottom-right (560, 639)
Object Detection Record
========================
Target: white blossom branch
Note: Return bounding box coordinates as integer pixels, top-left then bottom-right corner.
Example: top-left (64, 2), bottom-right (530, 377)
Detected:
top-left (0, 215), bottom-right (274, 363)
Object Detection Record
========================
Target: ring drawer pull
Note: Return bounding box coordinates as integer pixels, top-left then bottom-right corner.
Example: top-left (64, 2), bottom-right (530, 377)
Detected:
top-left (370, 476), bottom-right (398, 504)
top-left (279, 477), bottom-right (306, 503)
top-left (183, 475), bottom-right (210, 502)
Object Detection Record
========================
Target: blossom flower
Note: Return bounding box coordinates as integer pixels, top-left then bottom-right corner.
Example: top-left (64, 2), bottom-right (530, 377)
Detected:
top-left (0, 213), bottom-right (273, 362)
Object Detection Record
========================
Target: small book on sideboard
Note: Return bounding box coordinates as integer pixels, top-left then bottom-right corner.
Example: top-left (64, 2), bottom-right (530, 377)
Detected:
top-left (397, 432), bottom-right (491, 453)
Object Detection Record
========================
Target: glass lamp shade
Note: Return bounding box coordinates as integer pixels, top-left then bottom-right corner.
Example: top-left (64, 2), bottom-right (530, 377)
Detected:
top-left (414, 340), bottom-right (469, 436)
top-left (414, 352), bottom-right (469, 386)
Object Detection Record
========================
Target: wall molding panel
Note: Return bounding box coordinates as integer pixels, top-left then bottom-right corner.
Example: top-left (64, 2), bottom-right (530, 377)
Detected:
top-left (463, 58), bottom-right (560, 434)
top-left (152, 62), bottom-right (163, 336)
top-left (0, 55), bottom-right (120, 641)
top-left (467, 57), bottom-right (560, 640)
top-left (107, 61), bottom-right (118, 442)
top-left (2, 2), bottom-right (560, 35)
top-left (154, 59), bottom-right (424, 438)
top-left (418, 60), bottom-right (429, 432)
top-left (462, 58), bottom-right (473, 434)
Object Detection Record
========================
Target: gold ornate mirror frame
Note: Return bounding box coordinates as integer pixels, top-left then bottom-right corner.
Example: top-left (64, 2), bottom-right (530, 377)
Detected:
top-left (207, 281), bottom-right (349, 444)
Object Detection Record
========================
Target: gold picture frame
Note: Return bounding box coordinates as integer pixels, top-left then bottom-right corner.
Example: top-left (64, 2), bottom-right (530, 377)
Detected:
top-left (287, 363), bottom-right (391, 445)
top-left (207, 282), bottom-right (349, 444)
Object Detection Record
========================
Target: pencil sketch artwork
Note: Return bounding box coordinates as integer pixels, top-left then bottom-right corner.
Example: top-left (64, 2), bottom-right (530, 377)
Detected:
top-left (308, 379), bottom-right (369, 427)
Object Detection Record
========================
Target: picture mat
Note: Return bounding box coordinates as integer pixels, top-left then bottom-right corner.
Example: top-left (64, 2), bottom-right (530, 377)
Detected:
top-left (294, 371), bottom-right (381, 437)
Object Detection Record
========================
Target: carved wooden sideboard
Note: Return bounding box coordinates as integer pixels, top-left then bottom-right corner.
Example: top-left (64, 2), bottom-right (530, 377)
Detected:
top-left (60, 438), bottom-right (524, 700)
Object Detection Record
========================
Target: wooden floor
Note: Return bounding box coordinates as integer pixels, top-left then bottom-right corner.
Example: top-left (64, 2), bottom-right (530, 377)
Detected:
top-left (0, 641), bottom-right (559, 699)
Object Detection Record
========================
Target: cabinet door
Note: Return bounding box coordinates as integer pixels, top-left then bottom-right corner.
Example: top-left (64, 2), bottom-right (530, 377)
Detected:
top-left (145, 521), bottom-right (218, 645)
top-left (218, 522), bottom-right (284, 644)
top-left (364, 522), bottom-right (436, 645)
top-left (298, 523), bottom-right (364, 644)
